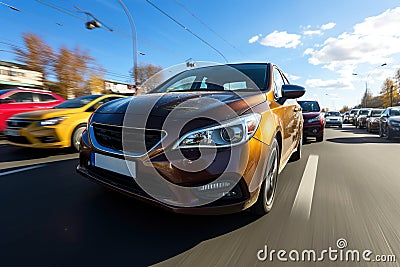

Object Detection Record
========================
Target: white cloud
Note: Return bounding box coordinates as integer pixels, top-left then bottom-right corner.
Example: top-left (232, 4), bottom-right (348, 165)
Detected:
top-left (306, 7), bottom-right (400, 68)
top-left (259, 31), bottom-right (301, 48)
top-left (304, 30), bottom-right (322, 36)
top-left (248, 35), bottom-right (260, 44)
top-left (303, 48), bottom-right (314, 56)
top-left (321, 22), bottom-right (336, 30)
top-left (288, 74), bottom-right (301, 81)
top-left (305, 78), bottom-right (355, 90)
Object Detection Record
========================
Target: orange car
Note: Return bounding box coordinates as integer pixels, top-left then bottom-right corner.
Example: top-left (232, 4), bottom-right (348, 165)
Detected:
top-left (77, 63), bottom-right (305, 215)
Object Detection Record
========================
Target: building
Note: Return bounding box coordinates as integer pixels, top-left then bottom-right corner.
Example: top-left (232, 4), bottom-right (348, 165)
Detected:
top-left (0, 60), bottom-right (43, 89)
top-left (104, 80), bottom-right (136, 94)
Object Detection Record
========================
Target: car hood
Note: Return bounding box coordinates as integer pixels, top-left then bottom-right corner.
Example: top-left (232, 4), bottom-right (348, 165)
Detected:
top-left (10, 108), bottom-right (82, 120)
top-left (389, 116), bottom-right (400, 122)
top-left (302, 112), bottom-right (321, 119)
top-left (96, 91), bottom-right (266, 118)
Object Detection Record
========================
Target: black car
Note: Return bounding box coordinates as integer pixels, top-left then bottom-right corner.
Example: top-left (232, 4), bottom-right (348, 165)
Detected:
top-left (379, 107), bottom-right (400, 139)
top-left (355, 108), bottom-right (370, 128)
top-left (366, 109), bottom-right (384, 133)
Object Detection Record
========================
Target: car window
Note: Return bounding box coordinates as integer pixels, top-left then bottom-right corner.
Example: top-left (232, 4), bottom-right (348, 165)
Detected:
top-left (8, 92), bottom-right (34, 102)
top-left (390, 109), bottom-right (400, 116)
top-left (37, 93), bottom-right (57, 102)
top-left (298, 101), bottom-right (320, 112)
top-left (54, 95), bottom-right (101, 109)
top-left (166, 76), bottom-right (197, 91)
top-left (273, 67), bottom-right (284, 99)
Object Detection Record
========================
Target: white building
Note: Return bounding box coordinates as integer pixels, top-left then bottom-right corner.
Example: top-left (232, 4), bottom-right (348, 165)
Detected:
top-left (104, 80), bottom-right (136, 94)
top-left (0, 60), bottom-right (43, 89)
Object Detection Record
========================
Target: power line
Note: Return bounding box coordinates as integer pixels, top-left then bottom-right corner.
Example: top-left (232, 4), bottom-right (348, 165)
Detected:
top-left (145, 0), bottom-right (228, 62)
top-left (175, 0), bottom-right (244, 57)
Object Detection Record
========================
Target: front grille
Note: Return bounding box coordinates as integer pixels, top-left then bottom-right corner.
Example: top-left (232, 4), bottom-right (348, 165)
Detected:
top-left (7, 136), bottom-right (31, 144)
top-left (91, 123), bottom-right (166, 156)
top-left (6, 120), bottom-right (32, 128)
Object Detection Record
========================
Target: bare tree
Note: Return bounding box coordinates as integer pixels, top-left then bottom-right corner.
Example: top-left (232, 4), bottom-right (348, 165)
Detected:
top-left (130, 63), bottom-right (163, 94)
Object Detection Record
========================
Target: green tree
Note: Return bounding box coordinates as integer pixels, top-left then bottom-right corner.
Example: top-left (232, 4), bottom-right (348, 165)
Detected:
top-left (130, 63), bottom-right (163, 94)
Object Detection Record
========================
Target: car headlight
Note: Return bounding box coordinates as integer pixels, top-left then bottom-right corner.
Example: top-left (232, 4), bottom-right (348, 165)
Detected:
top-left (389, 121), bottom-right (400, 127)
top-left (38, 117), bottom-right (66, 126)
top-left (175, 113), bottom-right (261, 149)
top-left (308, 114), bottom-right (322, 123)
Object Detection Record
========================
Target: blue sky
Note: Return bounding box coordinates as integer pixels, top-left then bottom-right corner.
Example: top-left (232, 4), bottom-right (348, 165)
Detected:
top-left (1, 0), bottom-right (400, 110)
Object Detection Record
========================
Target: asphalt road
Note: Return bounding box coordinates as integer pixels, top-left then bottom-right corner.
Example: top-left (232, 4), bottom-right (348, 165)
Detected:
top-left (0, 126), bottom-right (399, 267)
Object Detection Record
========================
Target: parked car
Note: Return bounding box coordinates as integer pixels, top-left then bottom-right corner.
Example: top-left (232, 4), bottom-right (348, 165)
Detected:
top-left (348, 109), bottom-right (359, 125)
top-left (324, 111), bottom-right (343, 128)
top-left (366, 109), bottom-right (384, 133)
top-left (5, 94), bottom-right (124, 151)
top-left (298, 100), bottom-right (324, 142)
top-left (77, 63), bottom-right (305, 215)
top-left (0, 88), bottom-right (65, 134)
top-left (343, 111), bottom-right (350, 123)
top-left (379, 106), bottom-right (400, 140)
top-left (356, 108), bottom-right (372, 128)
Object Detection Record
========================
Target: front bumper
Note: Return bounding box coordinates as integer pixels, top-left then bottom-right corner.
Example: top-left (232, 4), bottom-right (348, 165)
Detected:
top-left (303, 122), bottom-right (324, 137)
top-left (76, 130), bottom-right (266, 215)
top-left (325, 120), bottom-right (342, 126)
top-left (5, 125), bottom-right (69, 148)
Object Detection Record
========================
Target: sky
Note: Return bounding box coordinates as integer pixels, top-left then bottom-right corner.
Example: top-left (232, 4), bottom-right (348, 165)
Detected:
top-left (1, 0), bottom-right (400, 110)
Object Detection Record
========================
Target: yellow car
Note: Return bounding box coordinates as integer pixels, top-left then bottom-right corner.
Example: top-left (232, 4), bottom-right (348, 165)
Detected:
top-left (5, 94), bottom-right (125, 151)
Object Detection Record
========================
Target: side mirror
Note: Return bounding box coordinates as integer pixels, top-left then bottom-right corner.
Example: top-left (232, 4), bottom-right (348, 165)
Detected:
top-left (281, 84), bottom-right (306, 99)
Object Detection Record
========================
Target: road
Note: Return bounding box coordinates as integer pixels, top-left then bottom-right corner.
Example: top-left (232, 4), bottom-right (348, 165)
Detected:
top-left (0, 126), bottom-right (399, 266)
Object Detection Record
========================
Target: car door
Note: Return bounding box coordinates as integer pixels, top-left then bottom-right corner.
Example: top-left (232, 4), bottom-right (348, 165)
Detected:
top-left (34, 93), bottom-right (62, 109)
top-left (272, 66), bottom-right (297, 162)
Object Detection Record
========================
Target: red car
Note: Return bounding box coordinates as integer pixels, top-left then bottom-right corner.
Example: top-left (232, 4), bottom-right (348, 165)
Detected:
top-left (298, 100), bottom-right (325, 142)
top-left (0, 88), bottom-right (65, 133)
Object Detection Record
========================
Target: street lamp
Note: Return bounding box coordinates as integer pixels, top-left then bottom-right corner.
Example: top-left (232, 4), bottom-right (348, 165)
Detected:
top-left (352, 63), bottom-right (387, 108)
top-left (83, 1), bottom-right (138, 91)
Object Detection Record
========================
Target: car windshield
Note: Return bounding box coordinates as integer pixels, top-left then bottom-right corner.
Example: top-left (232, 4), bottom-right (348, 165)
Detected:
top-left (390, 108), bottom-right (400, 116)
top-left (298, 101), bottom-right (320, 112)
top-left (326, 112), bottom-right (341, 117)
top-left (371, 110), bottom-right (383, 117)
top-left (359, 110), bottom-right (369, 115)
top-left (150, 64), bottom-right (267, 93)
top-left (53, 95), bottom-right (101, 109)
top-left (350, 110), bottom-right (359, 114)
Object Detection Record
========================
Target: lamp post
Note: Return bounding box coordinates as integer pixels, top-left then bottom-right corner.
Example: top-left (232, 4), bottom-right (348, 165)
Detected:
top-left (352, 63), bottom-right (387, 108)
top-left (84, 0), bottom-right (138, 90)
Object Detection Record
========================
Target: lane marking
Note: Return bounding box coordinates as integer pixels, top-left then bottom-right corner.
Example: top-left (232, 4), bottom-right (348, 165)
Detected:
top-left (0, 164), bottom-right (46, 177)
top-left (290, 155), bottom-right (319, 220)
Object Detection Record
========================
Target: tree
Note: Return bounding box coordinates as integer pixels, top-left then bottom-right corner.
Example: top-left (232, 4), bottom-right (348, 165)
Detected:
top-left (130, 63), bottom-right (163, 94)
top-left (339, 105), bottom-right (350, 113)
top-left (360, 90), bottom-right (374, 108)
top-left (380, 78), bottom-right (399, 108)
top-left (13, 33), bottom-right (54, 83)
top-left (54, 46), bottom-right (93, 99)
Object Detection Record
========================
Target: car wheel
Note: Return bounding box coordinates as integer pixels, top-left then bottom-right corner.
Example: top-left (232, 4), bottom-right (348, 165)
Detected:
top-left (316, 135), bottom-right (323, 142)
top-left (379, 125), bottom-right (384, 138)
top-left (250, 138), bottom-right (279, 216)
top-left (385, 128), bottom-right (393, 140)
top-left (72, 124), bottom-right (86, 151)
top-left (367, 124), bottom-right (370, 133)
top-left (290, 132), bottom-right (302, 162)
top-left (339, 124), bottom-right (343, 129)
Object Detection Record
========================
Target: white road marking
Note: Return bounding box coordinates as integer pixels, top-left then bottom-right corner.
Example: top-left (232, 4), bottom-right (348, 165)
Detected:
top-left (0, 164), bottom-right (45, 177)
top-left (290, 155), bottom-right (319, 220)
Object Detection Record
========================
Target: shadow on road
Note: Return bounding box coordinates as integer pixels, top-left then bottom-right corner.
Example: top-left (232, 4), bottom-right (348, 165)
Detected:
top-left (326, 136), bottom-right (400, 144)
top-left (0, 144), bottom-right (74, 163)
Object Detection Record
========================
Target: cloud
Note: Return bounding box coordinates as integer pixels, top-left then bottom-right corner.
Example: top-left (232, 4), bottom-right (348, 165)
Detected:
top-left (305, 78), bottom-right (355, 90)
top-left (259, 31), bottom-right (301, 48)
top-left (248, 35), bottom-right (260, 44)
top-left (305, 7), bottom-right (400, 68)
top-left (304, 30), bottom-right (322, 36)
top-left (286, 74), bottom-right (301, 81)
top-left (321, 22), bottom-right (336, 30)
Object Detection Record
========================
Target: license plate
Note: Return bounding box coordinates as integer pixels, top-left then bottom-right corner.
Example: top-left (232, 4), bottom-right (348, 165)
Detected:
top-left (92, 152), bottom-right (136, 178)
top-left (5, 129), bottom-right (19, 136)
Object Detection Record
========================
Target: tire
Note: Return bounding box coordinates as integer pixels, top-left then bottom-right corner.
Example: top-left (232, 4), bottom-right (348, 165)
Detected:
top-left (385, 128), bottom-right (393, 140)
top-left (290, 132), bottom-right (302, 162)
top-left (250, 138), bottom-right (279, 216)
top-left (379, 125), bottom-right (384, 137)
top-left (339, 124), bottom-right (343, 129)
top-left (71, 124), bottom-right (86, 151)
top-left (316, 135), bottom-right (323, 142)
top-left (367, 124), bottom-right (371, 133)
